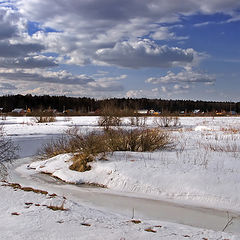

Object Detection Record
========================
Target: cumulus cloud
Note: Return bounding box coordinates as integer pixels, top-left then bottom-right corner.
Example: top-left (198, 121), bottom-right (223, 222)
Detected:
top-left (87, 74), bottom-right (126, 92)
top-left (146, 69), bottom-right (216, 85)
top-left (0, 55), bottom-right (58, 68)
top-left (95, 39), bottom-right (195, 68)
top-left (150, 27), bottom-right (188, 41)
top-left (0, 41), bottom-right (44, 58)
top-left (0, 22), bottom-right (17, 40)
top-left (17, 0), bottom-right (240, 27)
top-left (126, 88), bottom-right (161, 98)
top-left (0, 67), bottom-right (125, 96)
top-left (0, 69), bottom-right (94, 85)
top-left (0, 82), bottom-right (17, 90)
top-left (0, 7), bottom-right (19, 40)
top-left (0, 0), bottom-right (238, 97)
top-left (15, 0), bottom-right (240, 68)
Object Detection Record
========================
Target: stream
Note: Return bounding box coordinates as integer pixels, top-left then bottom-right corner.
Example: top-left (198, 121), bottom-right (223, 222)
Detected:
top-left (7, 133), bottom-right (240, 235)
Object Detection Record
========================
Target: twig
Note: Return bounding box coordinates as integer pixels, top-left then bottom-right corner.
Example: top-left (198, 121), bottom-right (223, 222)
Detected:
top-left (222, 211), bottom-right (234, 232)
top-left (132, 208), bottom-right (135, 219)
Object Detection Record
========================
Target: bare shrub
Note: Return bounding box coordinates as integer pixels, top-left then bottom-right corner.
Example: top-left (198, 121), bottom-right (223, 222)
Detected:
top-left (107, 128), bottom-right (172, 152)
top-left (0, 126), bottom-right (19, 179)
top-left (34, 111), bottom-right (56, 123)
top-left (37, 135), bottom-right (73, 160)
top-left (98, 105), bottom-right (122, 130)
top-left (38, 129), bottom-right (110, 161)
top-left (39, 127), bottom-right (173, 172)
top-left (128, 115), bottom-right (147, 127)
top-left (35, 115), bottom-right (56, 123)
top-left (154, 115), bottom-right (180, 128)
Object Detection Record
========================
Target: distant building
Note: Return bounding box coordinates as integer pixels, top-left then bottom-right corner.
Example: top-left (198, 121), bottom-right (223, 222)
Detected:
top-left (230, 111), bottom-right (237, 115)
top-left (12, 108), bottom-right (25, 114)
top-left (137, 110), bottom-right (148, 115)
top-left (193, 109), bottom-right (201, 114)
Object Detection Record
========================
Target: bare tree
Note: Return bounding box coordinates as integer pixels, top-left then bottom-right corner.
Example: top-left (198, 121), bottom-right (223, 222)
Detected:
top-left (0, 125), bottom-right (19, 179)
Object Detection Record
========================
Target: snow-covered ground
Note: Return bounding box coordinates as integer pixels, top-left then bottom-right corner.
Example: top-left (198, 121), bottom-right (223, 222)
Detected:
top-left (1, 180), bottom-right (235, 240)
top-left (1, 116), bottom-right (240, 239)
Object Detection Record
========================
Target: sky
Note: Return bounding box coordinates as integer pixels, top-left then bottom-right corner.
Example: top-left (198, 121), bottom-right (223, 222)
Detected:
top-left (0, 0), bottom-right (239, 101)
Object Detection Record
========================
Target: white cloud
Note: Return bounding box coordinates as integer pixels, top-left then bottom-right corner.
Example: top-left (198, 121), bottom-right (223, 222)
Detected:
top-left (0, 82), bottom-right (17, 90)
top-left (193, 21), bottom-right (212, 27)
top-left (150, 27), bottom-right (188, 41)
top-left (126, 88), bottom-right (160, 98)
top-left (14, 0), bottom-right (239, 68)
top-left (0, 68), bottom-right (94, 85)
top-left (0, 0), bottom-right (238, 97)
top-left (0, 55), bottom-right (58, 68)
top-left (146, 69), bottom-right (216, 85)
top-left (95, 39), bottom-right (195, 68)
top-left (0, 68), bottom-right (125, 96)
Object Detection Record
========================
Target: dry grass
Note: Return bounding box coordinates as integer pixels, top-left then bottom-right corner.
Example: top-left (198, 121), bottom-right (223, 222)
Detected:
top-left (47, 200), bottom-right (67, 211)
top-left (202, 142), bottom-right (240, 153)
top-left (3, 181), bottom-right (48, 195)
top-left (39, 127), bottom-right (173, 172)
top-left (130, 219), bottom-right (141, 224)
top-left (220, 126), bottom-right (240, 134)
top-left (144, 227), bottom-right (157, 233)
top-left (69, 153), bottom-right (93, 172)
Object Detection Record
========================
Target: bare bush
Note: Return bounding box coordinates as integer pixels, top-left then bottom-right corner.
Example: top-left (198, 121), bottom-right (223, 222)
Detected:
top-left (33, 111), bottom-right (56, 123)
top-left (104, 128), bottom-right (173, 152)
top-left (0, 126), bottom-right (19, 179)
top-left (37, 135), bottom-right (73, 160)
top-left (35, 115), bottom-right (56, 123)
top-left (154, 115), bottom-right (180, 128)
top-left (128, 115), bottom-right (147, 127)
top-left (98, 105), bottom-right (122, 130)
top-left (39, 127), bottom-right (173, 172)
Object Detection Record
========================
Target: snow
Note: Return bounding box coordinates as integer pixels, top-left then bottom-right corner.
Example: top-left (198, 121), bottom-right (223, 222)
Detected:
top-left (27, 116), bottom-right (240, 212)
top-left (1, 116), bottom-right (240, 239)
top-left (1, 181), bottom-right (235, 240)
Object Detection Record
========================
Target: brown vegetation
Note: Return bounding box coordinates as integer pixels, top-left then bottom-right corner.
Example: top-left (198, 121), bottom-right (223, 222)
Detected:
top-left (2, 181), bottom-right (48, 195)
top-left (39, 126), bottom-right (173, 172)
top-left (47, 200), bottom-right (67, 211)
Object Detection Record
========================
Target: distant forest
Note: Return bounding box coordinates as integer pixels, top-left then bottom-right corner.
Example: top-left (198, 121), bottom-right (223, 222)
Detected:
top-left (0, 94), bottom-right (239, 114)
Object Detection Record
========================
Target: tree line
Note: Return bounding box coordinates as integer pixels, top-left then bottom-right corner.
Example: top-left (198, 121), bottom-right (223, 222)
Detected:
top-left (0, 94), bottom-right (239, 114)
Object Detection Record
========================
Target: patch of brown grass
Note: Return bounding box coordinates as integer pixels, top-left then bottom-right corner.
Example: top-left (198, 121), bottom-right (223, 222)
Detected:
top-left (3, 181), bottom-right (48, 195)
top-left (144, 227), bottom-right (156, 233)
top-left (69, 153), bottom-right (93, 172)
top-left (47, 200), bottom-right (67, 211)
top-left (130, 219), bottom-right (141, 224)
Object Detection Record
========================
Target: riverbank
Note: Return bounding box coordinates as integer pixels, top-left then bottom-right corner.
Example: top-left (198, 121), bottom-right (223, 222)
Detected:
top-left (1, 116), bottom-right (240, 239)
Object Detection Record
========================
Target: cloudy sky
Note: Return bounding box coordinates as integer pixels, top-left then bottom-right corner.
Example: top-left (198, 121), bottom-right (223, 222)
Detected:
top-left (0, 0), bottom-right (239, 100)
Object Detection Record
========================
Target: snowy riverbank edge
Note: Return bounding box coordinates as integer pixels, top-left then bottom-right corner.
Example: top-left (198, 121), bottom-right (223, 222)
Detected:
top-left (29, 151), bottom-right (240, 214)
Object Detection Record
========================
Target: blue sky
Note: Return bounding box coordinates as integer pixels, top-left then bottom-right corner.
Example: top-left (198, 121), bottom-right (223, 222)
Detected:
top-left (0, 0), bottom-right (240, 101)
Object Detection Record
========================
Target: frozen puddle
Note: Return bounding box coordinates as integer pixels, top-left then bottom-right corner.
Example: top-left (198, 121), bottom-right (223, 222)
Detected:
top-left (9, 157), bottom-right (240, 235)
